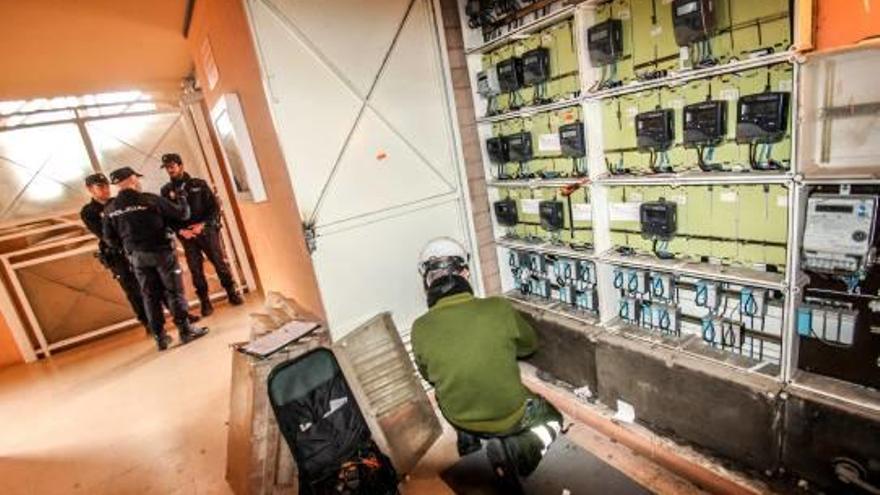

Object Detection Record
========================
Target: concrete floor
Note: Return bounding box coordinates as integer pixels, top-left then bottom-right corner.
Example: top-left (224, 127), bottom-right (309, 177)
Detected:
top-left (0, 297), bottom-right (705, 495)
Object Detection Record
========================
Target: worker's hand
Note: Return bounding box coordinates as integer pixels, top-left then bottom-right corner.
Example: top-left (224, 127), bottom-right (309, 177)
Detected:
top-left (179, 228), bottom-right (195, 240)
top-left (190, 223), bottom-right (205, 236)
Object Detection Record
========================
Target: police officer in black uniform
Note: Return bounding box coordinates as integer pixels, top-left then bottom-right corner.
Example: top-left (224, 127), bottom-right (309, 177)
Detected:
top-left (160, 153), bottom-right (242, 317)
top-left (103, 166), bottom-right (208, 351)
top-left (80, 173), bottom-right (150, 328)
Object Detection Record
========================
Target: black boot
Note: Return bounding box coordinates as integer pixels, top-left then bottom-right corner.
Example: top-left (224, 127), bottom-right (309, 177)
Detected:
top-left (228, 292), bottom-right (244, 306)
top-left (180, 324), bottom-right (209, 344)
top-left (200, 298), bottom-right (214, 317)
top-left (187, 313), bottom-right (201, 323)
top-left (156, 333), bottom-right (173, 351)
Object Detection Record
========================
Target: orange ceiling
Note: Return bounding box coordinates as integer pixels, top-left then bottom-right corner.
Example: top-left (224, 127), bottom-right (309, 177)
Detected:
top-left (0, 0), bottom-right (193, 100)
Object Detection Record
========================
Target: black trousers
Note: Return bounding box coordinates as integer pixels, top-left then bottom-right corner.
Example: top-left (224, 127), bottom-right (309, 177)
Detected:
top-left (130, 249), bottom-right (191, 338)
top-left (180, 226), bottom-right (236, 300)
top-left (105, 254), bottom-right (148, 326)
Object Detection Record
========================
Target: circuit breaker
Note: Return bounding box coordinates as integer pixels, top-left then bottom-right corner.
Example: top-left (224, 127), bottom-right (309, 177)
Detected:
top-left (476, 68), bottom-right (501, 98)
top-left (736, 92), bottom-right (790, 144)
top-left (683, 100), bottom-right (726, 145)
top-left (672, 0), bottom-right (716, 46)
top-left (587, 19), bottom-right (623, 66)
top-left (493, 198), bottom-right (519, 227)
top-left (539, 200), bottom-right (565, 232)
top-left (522, 47), bottom-right (551, 86)
top-left (559, 122), bottom-right (586, 158)
top-left (506, 132), bottom-right (533, 162)
top-left (802, 195), bottom-right (878, 273)
top-left (486, 136), bottom-right (508, 164)
top-left (497, 57), bottom-right (523, 92)
top-left (640, 200), bottom-right (677, 240)
top-left (636, 109), bottom-right (675, 151)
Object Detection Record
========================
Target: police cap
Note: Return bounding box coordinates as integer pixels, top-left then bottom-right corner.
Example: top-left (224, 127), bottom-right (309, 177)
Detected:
top-left (109, 167), bottom-right (144, 185)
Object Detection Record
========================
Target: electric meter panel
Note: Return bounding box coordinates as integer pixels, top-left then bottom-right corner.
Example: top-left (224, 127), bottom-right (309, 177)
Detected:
top-left (559, 122), bottom-right (586, 158)
top-left (672, 0), bottom-right (716, 46)
top-left (522, 47), bottom-right (550, 86)
top-left (476, 69), bottom-right (501, 98)
top-left (587, 19), bottom-right (623, 66)
top-left (493, 198), bottom-right (519, 227)
top-left (506, 132), bottom-right (533, 162)
top-left (640, 201), bottom-right (677, 240)
top-left (496, 57), bottom-right (523, 92)
top-left (683, 100), bottom-right (726, 146)
top-left (486, 136), bottom-right (508, 164)
top-left (539, 201), bottom-right (565, 232)
top-left (636, 109), bottom-right (675, 151)
top-left (802, 194), bottom-right (878, 273)
top-left (736, 92), bottom-right (790, 144)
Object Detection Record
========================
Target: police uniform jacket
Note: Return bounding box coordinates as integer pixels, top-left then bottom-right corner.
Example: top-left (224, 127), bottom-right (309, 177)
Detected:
top-left (160, 173), bottom-right (219, 231)
top-left (80, 199), bottom-right (115, 256)
top-left (103, 189), bottom-right (190, 253)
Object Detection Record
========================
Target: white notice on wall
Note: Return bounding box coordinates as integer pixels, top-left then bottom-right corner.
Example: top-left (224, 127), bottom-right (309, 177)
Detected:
top-left (614, 399), bottom-right (636, 423)
top-left (720, 88), bottom-right (739, 101)
top-left (610, 202), bottom-right (642, 221)
top-left (521, 199), bottom-right (540, 215)
top-left (572, 203), bottom-right (592, 222)
top-left (719, 191), bottom-right (738, 203)
top-left (539, 133), bottom-right (561, 152)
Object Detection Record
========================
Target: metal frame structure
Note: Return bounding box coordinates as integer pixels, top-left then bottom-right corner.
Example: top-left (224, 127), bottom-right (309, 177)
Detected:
top-left (458, 0), bottom-right (854, 393)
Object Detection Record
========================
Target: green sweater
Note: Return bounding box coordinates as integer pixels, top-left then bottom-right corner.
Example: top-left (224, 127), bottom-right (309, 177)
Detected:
top-left (411, 292), bottom-right (537, 433)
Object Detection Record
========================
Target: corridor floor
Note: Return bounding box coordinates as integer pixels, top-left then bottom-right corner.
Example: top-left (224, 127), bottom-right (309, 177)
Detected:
top-left (0, 297), bottom-right (705, 494)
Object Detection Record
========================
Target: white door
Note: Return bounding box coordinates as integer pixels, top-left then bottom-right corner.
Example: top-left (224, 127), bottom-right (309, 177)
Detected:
top-left (247, 0), bottom-right (478, 337)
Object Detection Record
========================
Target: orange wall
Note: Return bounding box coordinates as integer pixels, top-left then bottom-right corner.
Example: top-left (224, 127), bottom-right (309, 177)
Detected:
top-left (0, 311), bottom-right (22, 368)
top-left (187, 0), bottom-right (325, 320)
top-left (815, 0), bottom-right (880, 51)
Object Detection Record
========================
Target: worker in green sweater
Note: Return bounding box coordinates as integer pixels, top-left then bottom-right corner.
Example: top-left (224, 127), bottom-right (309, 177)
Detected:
top-left (411, 237), bottom-right (563, 487)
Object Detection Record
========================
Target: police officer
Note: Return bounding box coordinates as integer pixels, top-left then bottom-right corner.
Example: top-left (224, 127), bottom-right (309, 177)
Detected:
top-left (160, 153), bottom-right (242, 317)
top-left (80, 173), bottom-right (149, 329)
top-left (103, 166), bottom-right (208, 351)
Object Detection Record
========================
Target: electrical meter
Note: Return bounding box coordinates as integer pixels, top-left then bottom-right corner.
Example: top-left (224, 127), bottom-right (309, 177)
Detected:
top-left (736, 92), bottom-right (790, 144)
top-left (496, 57), bottom-right (523, 93)
top-left (640, 200), bottom-right (677, 240)
top-left (587, 19), bottom-right (623, 66)
top-left (683, 100), bottom-right (726, 145)
top-left (486, 136), bottom-right (508, 164)
top-left (539, 201), bottom-right (565, 231)
top-left (559, 122), bottom-right (586, 158)
top-left (476, 69), bottom-right (501, 98)
top-left (636, 109), bottom-right (675, 151)
top-left (802, 194), bottom-right (878, 273)
top-left (522, 47), bottom-right (550, 86)
top-left (672, 0), bottom-right (716, 46)
top-left (493, 198), bottom-right (519, 227)
top-left (506, 132), bottom-right (533, 162)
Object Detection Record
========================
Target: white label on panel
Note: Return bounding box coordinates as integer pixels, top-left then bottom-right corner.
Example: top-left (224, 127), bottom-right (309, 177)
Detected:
top-left (539, 133), bottom-right (562, 152)
top-left (720, 191), bottom-right (738, 203)
top-left (572, 203), bottom-right (592, 221)
top-left (651, 25), bottom-right (663, 37)
top-left (776, 195), bottom-right (788, 208)
top-left (610, 202), bottom-right (642, 221)
top-left (778, 79), bottom-right (793, 92)
top-left (521, 199), bottom-right (540, 215)
top-left (680, 46), bottom-right (690, 61)
top-left (720, 88), bottom-right (739, 101)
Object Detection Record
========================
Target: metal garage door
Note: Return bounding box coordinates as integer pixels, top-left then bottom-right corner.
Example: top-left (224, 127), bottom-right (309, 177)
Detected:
top-left (246, 0), bottom-right (478, 337)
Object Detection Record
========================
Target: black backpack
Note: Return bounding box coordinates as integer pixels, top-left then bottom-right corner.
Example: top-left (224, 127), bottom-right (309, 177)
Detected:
top-left (267, 348), bottom-right (399, 495)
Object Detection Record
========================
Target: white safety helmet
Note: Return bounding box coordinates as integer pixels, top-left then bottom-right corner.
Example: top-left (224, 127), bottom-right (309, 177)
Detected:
top-left (418, 237), bottom-right (470, 288)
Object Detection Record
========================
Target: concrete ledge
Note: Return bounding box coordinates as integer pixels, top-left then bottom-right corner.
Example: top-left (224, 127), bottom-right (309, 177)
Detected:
top-left (521, 364), bottom-right (770, 495)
